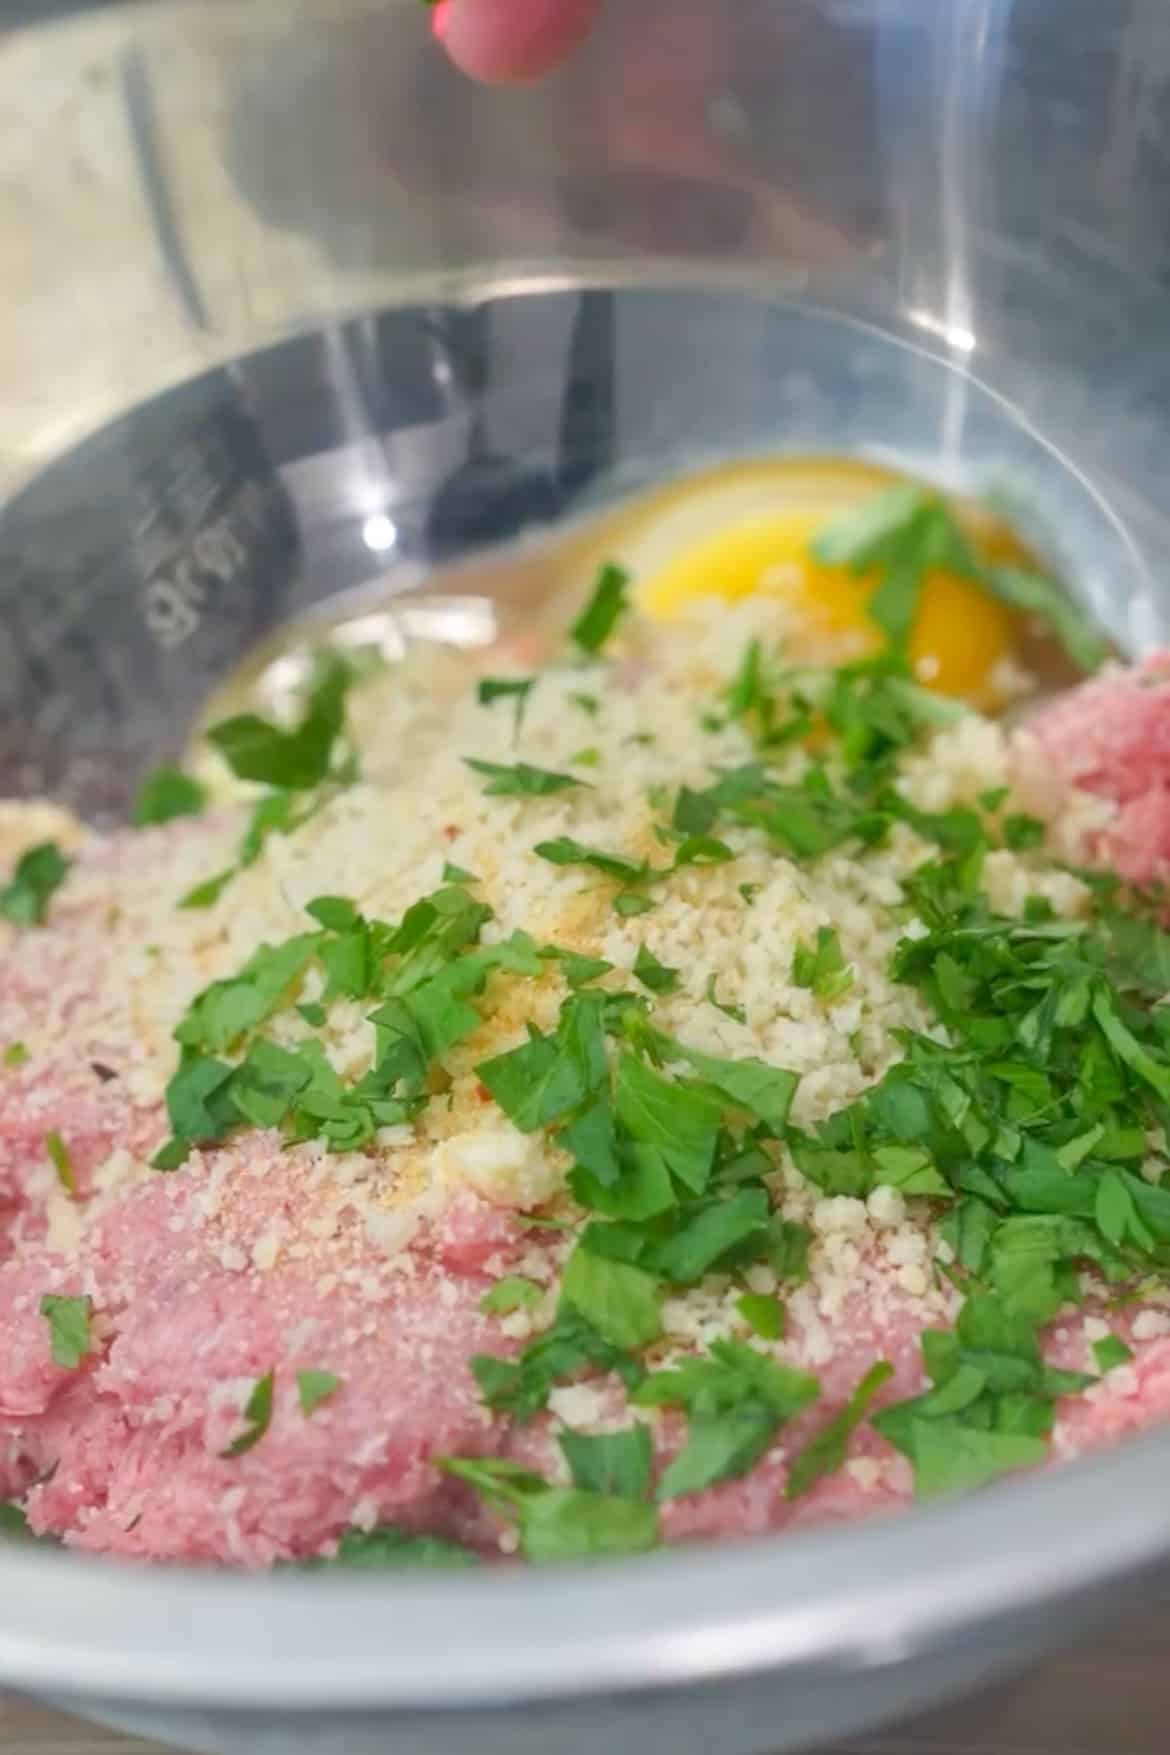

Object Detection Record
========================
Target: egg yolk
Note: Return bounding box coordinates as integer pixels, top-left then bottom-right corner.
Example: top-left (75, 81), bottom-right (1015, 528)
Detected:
top-left (637, 508), bottom-right (1018, 707)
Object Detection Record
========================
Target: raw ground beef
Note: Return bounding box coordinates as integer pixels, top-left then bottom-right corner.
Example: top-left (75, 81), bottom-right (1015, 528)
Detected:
top-left (1016, 654), bottom-right (1170, 885)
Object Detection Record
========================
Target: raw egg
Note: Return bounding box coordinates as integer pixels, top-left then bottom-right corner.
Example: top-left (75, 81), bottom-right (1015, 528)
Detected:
top-left (581, 457), bottom-right (1031, 708)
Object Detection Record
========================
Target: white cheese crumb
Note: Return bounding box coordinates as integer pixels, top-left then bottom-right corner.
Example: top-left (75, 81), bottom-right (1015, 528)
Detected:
top-left (433, 1126), bottom-right (562, 1210)
top-left (548, 1384), bottom-right (605, 1426)
top-left (812, 1196), bottom-right (869, 1238)
top-left (866, 1186), bottom-right (906, 1230)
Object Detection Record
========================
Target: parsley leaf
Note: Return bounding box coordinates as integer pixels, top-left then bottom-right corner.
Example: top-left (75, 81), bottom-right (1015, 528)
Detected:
top-left (207, 654), bottom-right (351, 790)
top-left (873, 1406), bottom-right (1048, 1498)
top-left (560, 1243), bottom-right (661, 1350)
top-left (784, 1361), bottom-right (893, 1498)
top-left (704, 975), bottom-right (746, 1023)
top-left (296, 1370), bottom-right (341, 1416)
top-left (471, 1307), bottom-right (642, 1423)
top-left (132, 766), bottom-right (207, 827)
top-left (813, 484), bottom-right (1105, 673)
top-left (464, 759), bottom-right (585, 798)
top-left (540, 945), bottom-right (613, 989)
top-left (229, 1039), bottom-right (315, 1129)
top-left (633, 944), bottom-right (679, 995)
top-left (1002, 813), bottom-right (1045, 852)
top-left (521, 1489), bottom-right (659, 1561)
top-left (534, 837), bottom-right (650, 884)
top-left (637, 1340), bottom-right (818, 1501)
top-left (221, 1371), bottom-right (275, 1458)
top-left (559, 1425), bottom-right (652, 1499)
top-left (178, 868), bottom-right (236, 911)
top-left (0, 842), bottom-right (70, 927)
top-left (872, 1294), bottom-right (1088, 1497)
top-left (615, 1053), bottom-right (722, 1194)
top-left (792, 927), bottom-right (854, 1002)
top-left (40, 1294), bottom-right (92, 1369)
top-left (640, 1189), bottom-right (771, 1283)
top-left (1092, 1334), bottom-right (1133, 1372)
top-left (480, 1275), bottom-right (544, 1315)
top-left (0, 1502), bottom-right (33, 1542)
top-left (984, 566), bottom-right (1108, 673)
top-left (737, 1293), bottom-right (785, 1340)
top-left (569, 563), bottom-right (631, 656)
top-left (663, 1040), bottom-right (799, 1135)
top-left (45, 1131), bottom-right (75, 1197)
top-left (477, 992), bottom-right (608, 1132)
top-left (310, 1527), bottom-right (480, 1569)
top-left (477, 676), bottom-right (535, 730)
top-left (175, 935), bottom-right (321, 1054)
top-left (439, 1456), bottom-right (658, 1563)
top-left (3, 1042), bottom-right (27, 1068)
top-left (614, 893), bottom-right (656, 918)
top-left (812, 485), bottom-right (940, 650)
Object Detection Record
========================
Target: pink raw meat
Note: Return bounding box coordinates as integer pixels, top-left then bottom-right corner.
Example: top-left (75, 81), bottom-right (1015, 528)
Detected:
top-left (1016, 655), bottom-right (1170, 884)
top-left (0, 1135), bottom-right (544, 1564)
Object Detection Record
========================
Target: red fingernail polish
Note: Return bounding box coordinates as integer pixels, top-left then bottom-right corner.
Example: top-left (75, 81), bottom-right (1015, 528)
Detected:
top-left (431, 0), bottom-right (452, 44)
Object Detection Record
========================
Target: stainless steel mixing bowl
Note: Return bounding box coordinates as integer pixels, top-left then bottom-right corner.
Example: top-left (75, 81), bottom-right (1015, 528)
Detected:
top-left (5, 3), bottom-right (1170, 1750)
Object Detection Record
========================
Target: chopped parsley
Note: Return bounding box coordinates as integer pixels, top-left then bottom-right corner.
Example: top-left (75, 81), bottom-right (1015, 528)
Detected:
top-left (464, 759), bottom-right (585, 798)
top-left (0, 1502), bottom-right (33, 1541)
top-left (792, 927), bottom-right (854, 1003)
top-left (296, 1370), bottom-right (341, 1416)
top-left (480, 1275), bottom-right (544, 1315)
top-left (540, 945), bottom-right (612, 988)
top-left (1092, 1334), bottom-right (1133, 1373)
top-left (784, 1361), bottom-right (893, 1498)
top-left (132, 765), bottom-right (207, 827)
top-left (477, 992), bottom-right (608, 1133)
top-left (207, 654), bottom-right (352, 790)
top-left (1002, 812), bottom-right (1045, 852)
top-left (813, 485), bottom-right (1106, 672)
top-left (438, 1454), bottom-right (658, 1563)
top-left (634, 1340), bottom-right (818, 1500)
top-left (614, 893), bottom-right (655, 918)
top-left (736, 1293), bottom-right (784, 1340)
top-left (3, 1042), bottom-right (27, 1068)
top-left (561, 1243), bottom-right (662, 1350)
top-left (633, 944), bottom-right (679, 995)
top-left (559, 1424), bottom-right (652, 1499)
top-left (155, 883), bottom-right (543, 1166)
top-left (534, 838), bottom-right (650, 883)
top-left (477, 676), bottom-right (535, 730)
top-left (0, 841), bottom-right (70, 927)
top-left (221, 1371), bottom-right (275, 1457)
top-left (307, 1527), bottom-right (480, 1569)
top-left (471, 1306), bottom-right (643, 1423)
top-left (45, 1131), bottom-right (75, 1197)
top-left (569, 563), bottom-right (631, 657)
top-left (874, 1295), bottom-right (1091, 1497)
top-left (40, 1294), bottom-right (92, 1369)
top-left (704, 975), bottom-right (746, 1023)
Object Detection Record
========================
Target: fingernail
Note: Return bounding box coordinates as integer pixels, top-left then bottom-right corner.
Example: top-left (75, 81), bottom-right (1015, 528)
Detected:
top-left (431, 1), bottom-right (452, 44)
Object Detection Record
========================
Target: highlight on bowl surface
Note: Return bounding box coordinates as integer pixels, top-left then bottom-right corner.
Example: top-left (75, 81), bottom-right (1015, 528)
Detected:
top-left (5, 457), bottom-right (1170, 1572)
